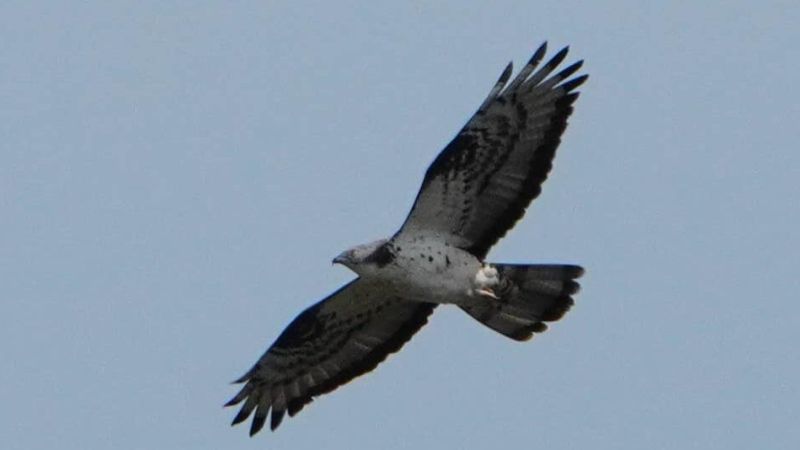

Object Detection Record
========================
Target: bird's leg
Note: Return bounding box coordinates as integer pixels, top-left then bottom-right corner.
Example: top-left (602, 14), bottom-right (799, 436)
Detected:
top-left (471, 263), bottom-right (501, 300)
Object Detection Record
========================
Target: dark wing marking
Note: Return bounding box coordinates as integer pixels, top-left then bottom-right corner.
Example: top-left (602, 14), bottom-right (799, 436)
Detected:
top-left (395, 43), bottom-right (587, 259)
top-left (225, 279), bottom-right (436, 435)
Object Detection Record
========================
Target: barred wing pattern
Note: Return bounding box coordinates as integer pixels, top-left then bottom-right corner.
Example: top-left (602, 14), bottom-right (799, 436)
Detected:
top-left (396, 43), bottom-right (587, 259)
top-left (225, 280), bottom-right (436, 435)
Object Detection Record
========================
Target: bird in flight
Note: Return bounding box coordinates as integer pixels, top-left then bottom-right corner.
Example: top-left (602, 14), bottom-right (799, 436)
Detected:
top-left (226, 42), bottom-right (588, 436)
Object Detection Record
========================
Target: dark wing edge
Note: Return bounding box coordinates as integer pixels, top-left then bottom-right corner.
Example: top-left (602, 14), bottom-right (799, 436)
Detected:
top-left (467, 45), bottom-right (587, 258)
top-left (225, 279), bottom-right (437, 436)
top-left (395, 42), bottom-right (588, 259)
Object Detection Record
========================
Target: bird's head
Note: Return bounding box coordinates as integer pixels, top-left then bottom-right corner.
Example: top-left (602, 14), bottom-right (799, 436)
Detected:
top-left (333, 238), bottom-right (392, 274)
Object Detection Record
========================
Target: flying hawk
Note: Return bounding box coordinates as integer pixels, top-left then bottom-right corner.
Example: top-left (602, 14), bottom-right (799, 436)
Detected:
top-left (226, 42), bottom-right (587, 435)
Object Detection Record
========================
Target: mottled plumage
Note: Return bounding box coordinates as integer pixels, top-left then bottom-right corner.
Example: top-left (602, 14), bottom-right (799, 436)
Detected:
top-left (226, 42), bottom-right (587, 436)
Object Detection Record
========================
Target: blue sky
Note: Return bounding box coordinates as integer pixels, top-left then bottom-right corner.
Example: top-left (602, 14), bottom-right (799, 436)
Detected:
top-left (2, 2), bottom-right (798, 449)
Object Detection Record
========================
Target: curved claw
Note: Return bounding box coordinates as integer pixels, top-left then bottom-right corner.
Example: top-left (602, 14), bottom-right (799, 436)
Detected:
top-left (476, 288), bottom-right (500, 300)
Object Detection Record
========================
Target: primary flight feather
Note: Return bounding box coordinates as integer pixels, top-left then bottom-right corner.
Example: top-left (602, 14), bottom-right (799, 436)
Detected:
top-left (226, 42), bottom-right (588, 436)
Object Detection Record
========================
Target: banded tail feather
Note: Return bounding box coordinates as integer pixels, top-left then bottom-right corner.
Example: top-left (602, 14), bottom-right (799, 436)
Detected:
top-left (460, 264), bottom-right (583, 341)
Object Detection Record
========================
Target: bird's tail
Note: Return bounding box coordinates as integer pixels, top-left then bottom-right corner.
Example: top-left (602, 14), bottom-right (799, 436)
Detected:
top-left (459, 264), bottom-right (584, 341)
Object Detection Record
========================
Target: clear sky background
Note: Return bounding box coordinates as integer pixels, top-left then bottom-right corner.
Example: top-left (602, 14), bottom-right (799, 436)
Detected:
top-left (2, 2), bottom-right (798, 449)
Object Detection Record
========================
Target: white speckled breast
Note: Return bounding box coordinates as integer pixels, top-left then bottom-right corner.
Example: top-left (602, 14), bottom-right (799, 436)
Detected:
top-left (379, 234), bottom-right (482, 304)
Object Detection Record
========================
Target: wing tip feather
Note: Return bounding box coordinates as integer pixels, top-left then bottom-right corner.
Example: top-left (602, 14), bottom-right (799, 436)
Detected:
top-left (533, 41), bottom-right (548, 60)
top-left (224, 384), bottom-right (251, 408)
top-left (560, 73), bottom-right (589, 93)
top-left (270, 408), bottom-right (286, 431)
top-left (549, 46), bottom-right (570, 68)
top-left (249, 414), bottom-right (267, 436)
top-left (230, 396), bottom-right (257, 426)
top-left (499, 61), bottom-right (514, 84)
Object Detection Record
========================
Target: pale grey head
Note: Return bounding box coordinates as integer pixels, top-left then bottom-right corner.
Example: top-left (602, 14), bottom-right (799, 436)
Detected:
top-left (332, 238), bottom-right (392, 274)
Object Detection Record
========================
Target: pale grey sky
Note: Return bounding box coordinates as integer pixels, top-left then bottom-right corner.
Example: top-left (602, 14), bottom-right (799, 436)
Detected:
top-left (2, 2), bottom-right (799, 449)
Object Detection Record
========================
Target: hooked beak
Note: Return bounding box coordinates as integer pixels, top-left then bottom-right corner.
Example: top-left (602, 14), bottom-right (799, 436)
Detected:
top-left (332, 251), bottom-right (350, 265)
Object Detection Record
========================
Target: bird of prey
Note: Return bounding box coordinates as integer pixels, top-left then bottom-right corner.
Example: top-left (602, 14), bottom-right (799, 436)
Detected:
top-left (226, 42), bottom-right (587, 436)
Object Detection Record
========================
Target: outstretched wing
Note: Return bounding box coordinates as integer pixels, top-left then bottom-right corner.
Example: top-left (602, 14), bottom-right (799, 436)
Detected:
top-left (396, 43), bottom-right (587, 259)
top-left (225, 279), bottom-right (436, 435)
